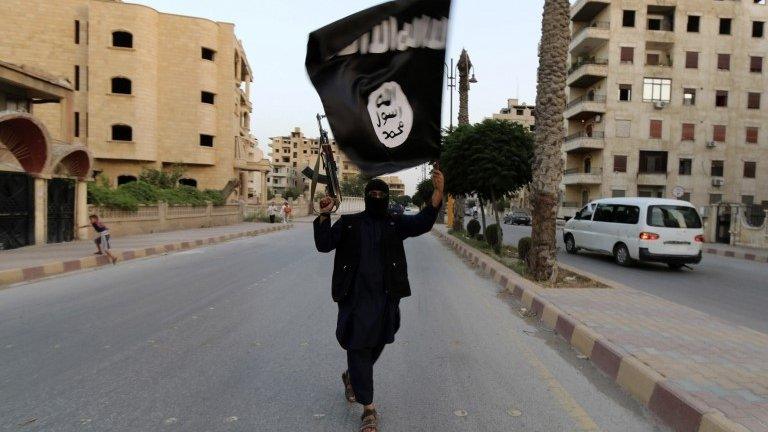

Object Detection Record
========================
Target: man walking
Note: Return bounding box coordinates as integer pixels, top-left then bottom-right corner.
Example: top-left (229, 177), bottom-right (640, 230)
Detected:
top-left (80, 214), bottom-right (118, 264)
top-left (314, 169), bottom-right (444, 432)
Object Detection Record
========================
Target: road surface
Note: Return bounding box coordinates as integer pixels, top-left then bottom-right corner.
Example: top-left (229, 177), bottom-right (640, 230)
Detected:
top-left (0, 223), bottom-right (664, 431)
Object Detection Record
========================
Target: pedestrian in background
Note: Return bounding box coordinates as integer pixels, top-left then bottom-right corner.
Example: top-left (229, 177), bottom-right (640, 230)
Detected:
top-left (268, 202), bottom-right (278, 224)
top-left (79, 214), bottom-right (118, 265)
top-left (313, 169), bottom-right (444, 432)
top-left (285, 202), bottom-right (293, 222)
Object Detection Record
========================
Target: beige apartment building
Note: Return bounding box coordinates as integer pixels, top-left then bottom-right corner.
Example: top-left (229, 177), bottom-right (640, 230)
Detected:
top-left (379, 175), bottom-right (406, 197)
top-left (0, 0), bottom-right (270, 203)
top-left (267, 127), bottom-right (360, 196)
top-left (492, 98), bottom-right (536, 131)
top-left (562, 0), bottom-right (768, 218)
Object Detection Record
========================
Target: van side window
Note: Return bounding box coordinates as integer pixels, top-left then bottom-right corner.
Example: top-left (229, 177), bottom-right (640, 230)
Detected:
top-left (577, 205), bottom-right (593, 220)
top-left (594, 204), bottom-right (615, 222)
top-left (613, 205), bottom-right (640, 224)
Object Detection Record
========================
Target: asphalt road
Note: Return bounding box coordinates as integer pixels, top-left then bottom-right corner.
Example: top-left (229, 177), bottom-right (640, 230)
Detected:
top-left (494, 222), bottom-right (768, 333)
top-left (0, 223), bottom-right (665, 431)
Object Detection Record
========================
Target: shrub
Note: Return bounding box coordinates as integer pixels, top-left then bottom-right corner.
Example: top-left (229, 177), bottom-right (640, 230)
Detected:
top-left (87, 175), bottom-right (226, 210)
top-left (485, 223), bottom-right (502, 253)
top-left (467, 219), bottom-right (481, 238)
top-left (518, 237), bottom-right (532, 263)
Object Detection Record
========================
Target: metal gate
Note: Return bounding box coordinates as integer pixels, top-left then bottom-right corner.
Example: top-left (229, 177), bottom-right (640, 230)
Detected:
top-left (715, 203), bottom-right (731, 244)
top-left (0, 172), bottom-right (34, 250)
top-left (47, 178), bottom-right (75, 244)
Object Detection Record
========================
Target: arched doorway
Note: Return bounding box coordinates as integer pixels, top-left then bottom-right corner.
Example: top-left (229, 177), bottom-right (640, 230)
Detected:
top-left (49, 145), bottom-right (93, 244)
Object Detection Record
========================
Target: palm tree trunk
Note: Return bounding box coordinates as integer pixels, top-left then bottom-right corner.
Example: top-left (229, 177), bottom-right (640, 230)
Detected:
top-left (478, 197), bottom-right (487, 234)
top-left (528, 0), bottom-right (569, 281)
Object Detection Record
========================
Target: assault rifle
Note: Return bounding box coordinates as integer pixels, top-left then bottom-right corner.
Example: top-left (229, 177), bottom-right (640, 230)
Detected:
top-left (303, 113), bottom-right (342, 214)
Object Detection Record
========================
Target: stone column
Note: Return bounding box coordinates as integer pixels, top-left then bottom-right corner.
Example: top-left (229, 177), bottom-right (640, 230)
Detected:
top-left (729, 203), bottom-right (741, 246)
top-left (75, 180), bottom-right (89, 240)
top-left (33, 177), bottom-right (48, 245)
top-left (158, 201), bottom-right (168, 231)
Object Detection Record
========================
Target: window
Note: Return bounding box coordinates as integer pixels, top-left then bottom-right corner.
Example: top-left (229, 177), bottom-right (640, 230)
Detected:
top-left (713, 125), bottom-right (727, 142)
top-left (200, 134), bottom-right (214, 147)
top-left (647, 206), bottom-right (702, 229)
top-left (751, 56), bottom-right (763, 73)
top-left (117, 175), bottom-right (137, 185)
top-left (179, 178), bottom-right (198, 188)
top-left (744, 162), bottom-right (757, 178)
top-left (687, 15), bottom-right (700, 33)
top-left (682, 123), bottom-right (695, 141)
top-left (111, 124), bottom-right (132, 141)
top-left (681, 192), bottom-right (691, 202)
top-left (650, 119), bottom-right (663, 139)
top-left (711, 160), bottom-right (724, 177)
top-left (75, 20), bottom-right (80, 44)
top-left (719, 18), bottom-right (732, 35)
top-left (646, 53), bottom-right (660, 66)
top-left (615, 120), bottom-right (631, 138)
top-left (201, 47), bottom-right (216, 61)
top-left (710, 194), bottom-right (723, 205)
top-left (516, 109), bottom-right (524, 115)
top-left (679, 158), bottom-right (693, 175)
top-left (683, 88), bottom-right (696, 106)
top-left (742, 195), bottom-right (755, 205)
top-left (74, 112), bottom-right (80, 138)
top-left (639, 151), bottom-right (668, 173)
top-left (642, 78), bottom-right (671, 102)
top-left (753, 21), bottom-right (765, 38)
top-left (611, 190), bottom-right (625, 198)
top-left (648, 17), bottom-right (662, 31)
top-left (620, 47), bottom-right (634, 64)
top-left (112, 31), bottom-right (133, 48)
top-left (748, 92), bottom-right (761, 109)
top-left (576, 205), bottom-right (594, 220)
top-left (614, 155), bottom-right (628, 172)
top-left (594, 204), bottom-right (640, 224)
top-left (747, 127), bottom-right (759, 144)
top-left (74, 65), bottom-right (80, 91)
top-left (201, 91), bottom-right (215, 104)
top-left (618, 84), bottom-right (632, 101)
top-left (685, 51), bottom-right (699, 69)
top-left (717, 54), bottom-right (731, 71)
top-left (111, 77), bottom-right (131, 94)
top-left (715, 90), bottom-right (729, 107)
top-left (593, 204), bottom-right (615, 223)
top-left (623, 10), bottom-right (636, 27)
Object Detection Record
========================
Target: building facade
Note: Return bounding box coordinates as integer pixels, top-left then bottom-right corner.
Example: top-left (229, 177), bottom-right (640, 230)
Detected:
top-left (563, 0), bottom-right (768, 218)
top-left (267, 127), bottom-right (360, 197)
top-left (492, 98), bottom-right (536, 131)
top-left (0, 0), bottom-right (270, 203)
top-left (379, 175), bottom-right (406, 198)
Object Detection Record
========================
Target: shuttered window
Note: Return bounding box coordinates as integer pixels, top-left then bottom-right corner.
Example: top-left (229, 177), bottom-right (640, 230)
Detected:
top-left (685, 51), bottom-right (698, 69)
top-left (748, 92), bottom-right (761, 109)
top-left (751, 56), bottom-right (763, 73)
top-left (620, 47), bottom-right (634, 63)
top-left (613, 155), bottom-right (628, 173)
top-left (744, 162), bottom-right (757, 178)
top-left (713, 125), bottom-right (727, 142)
top-left (717, 54), bottom-right (731, 70)
top-left (682, 123), bottom-right (695, 141)
top-left (746, 127), bottom-right (759, 144)
top-left (650, 120), bottom-right (662, 139)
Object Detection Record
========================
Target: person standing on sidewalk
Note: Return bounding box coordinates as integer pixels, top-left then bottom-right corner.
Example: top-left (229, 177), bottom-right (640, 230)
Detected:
top-left (79, 215), bottom-right (118, 264)
top-left (268, 202), bottom-right (278, 224)
top-left (313, 169), bottom-right (444, 432)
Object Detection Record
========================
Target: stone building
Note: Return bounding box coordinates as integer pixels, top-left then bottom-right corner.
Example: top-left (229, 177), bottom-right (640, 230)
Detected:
top-left (267, 127), bottom-right (360, 197)
top-left (492, 98), bottom-right (536, 131)
top-left (562, 0), bottom-right (768, 220)
top-left (0, 61), bottom-right (93, 249)
top-left (378, 175), bottom-right (406, 198)
top-left (0, 0), bottom-right (270, 204)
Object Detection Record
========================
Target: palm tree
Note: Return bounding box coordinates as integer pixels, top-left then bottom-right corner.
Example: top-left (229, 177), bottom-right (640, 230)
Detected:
top-left (528, 0), bottom-right (570, 281)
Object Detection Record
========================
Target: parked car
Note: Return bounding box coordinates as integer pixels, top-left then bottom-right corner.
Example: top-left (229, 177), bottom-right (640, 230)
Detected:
top-left (389, 203), bottom-right (405, 216)
top-left (504, 211), bottom-right (531, 225)
top-left (563, 198), bottom-right (704, 269)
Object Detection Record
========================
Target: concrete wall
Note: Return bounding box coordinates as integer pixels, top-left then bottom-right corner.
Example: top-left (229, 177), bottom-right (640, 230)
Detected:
top-left (89, 202), bottom-right (243, 237)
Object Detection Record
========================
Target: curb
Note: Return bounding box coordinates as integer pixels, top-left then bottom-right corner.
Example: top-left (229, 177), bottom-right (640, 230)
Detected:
top-left (0, 224), bottom-right (293, 288)
top-left (432, 229), bottom-right (751, 432)
top-left (703, 246), bottom-right (768, 263)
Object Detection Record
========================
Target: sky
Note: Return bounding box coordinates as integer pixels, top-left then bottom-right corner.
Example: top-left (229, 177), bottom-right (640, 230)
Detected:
top-left (135, 0), bottom-right (545, 194)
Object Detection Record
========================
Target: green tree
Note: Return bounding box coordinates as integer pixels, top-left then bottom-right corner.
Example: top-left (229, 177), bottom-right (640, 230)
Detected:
top-left (340, 174), bottom-right (368, 197)
top-left (393, 195), bottom-right (412, 207)
top-left (412, 178), bottom-right (433, 209)
top-left (441, 119), bottom-right (534, 235)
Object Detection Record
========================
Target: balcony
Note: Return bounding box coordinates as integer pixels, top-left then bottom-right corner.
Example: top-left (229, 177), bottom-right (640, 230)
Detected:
top-left (571, 0), bottom-right (610, 22)
top-left (235, 136), bottom-right (270, 172)
top-left (563, 167), bottom-right (603, 185)
top-left (564, 94), bottom-right (606, 120)
top-left (567, 58), bottom-right (608, 88)
top-left (637, 172), bottom-right (668, 186)
top-left (563, 131), bottom-right (605, 153)
top-left (570, 21), bottom-right (610, 56)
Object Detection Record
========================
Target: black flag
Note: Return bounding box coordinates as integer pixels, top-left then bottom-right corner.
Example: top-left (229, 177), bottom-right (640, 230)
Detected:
top-left (306, 0), bottom-right (451, 177)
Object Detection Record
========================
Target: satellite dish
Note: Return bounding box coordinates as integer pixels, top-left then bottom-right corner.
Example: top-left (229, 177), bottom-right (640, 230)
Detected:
top-left (672, 186), bottom-right (685, 199)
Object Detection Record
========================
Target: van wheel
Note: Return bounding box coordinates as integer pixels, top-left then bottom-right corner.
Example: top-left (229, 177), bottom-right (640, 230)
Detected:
top-left (613, 243), bottom-right (633, 266)
top-left (668, 262), bottom-right (685, 270)
top-left (565, 234), bottom-right (578, 254)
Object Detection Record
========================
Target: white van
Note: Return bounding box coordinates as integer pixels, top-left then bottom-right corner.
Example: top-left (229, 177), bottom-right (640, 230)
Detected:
top-left (563, 198), bottom-right (704, 269)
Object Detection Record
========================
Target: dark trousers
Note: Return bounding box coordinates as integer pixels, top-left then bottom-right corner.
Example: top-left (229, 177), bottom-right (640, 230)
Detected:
top-left (269, 215), bottom-right (275, 223)
top-left (347, 344), bottom-right (386, 405)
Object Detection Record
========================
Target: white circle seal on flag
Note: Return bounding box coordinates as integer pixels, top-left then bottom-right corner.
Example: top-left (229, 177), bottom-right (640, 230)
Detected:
top-left (367, 81), bottom-right (413, 148)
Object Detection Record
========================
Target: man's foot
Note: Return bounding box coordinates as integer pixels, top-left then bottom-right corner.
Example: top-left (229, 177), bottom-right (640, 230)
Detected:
top-left (94, 251), bottom-right (103, 255)
top-left (111, 256), bottom-right (118, 265)
top-left (342, 371), bottom-right (356, 403)
top-left (360, 408), bottom-right (377, 432)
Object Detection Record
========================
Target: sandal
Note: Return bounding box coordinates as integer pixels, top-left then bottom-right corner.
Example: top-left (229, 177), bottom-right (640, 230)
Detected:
top-left (360, 408), bottom-right (378, 432)
top-left (342, 371), bottom-right (356, 403)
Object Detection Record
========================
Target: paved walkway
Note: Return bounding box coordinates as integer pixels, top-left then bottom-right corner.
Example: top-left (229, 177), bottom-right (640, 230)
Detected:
top-left (703, 242), bottom-right (768, 263)
top-left (435, 225), bottom-right (768, 432)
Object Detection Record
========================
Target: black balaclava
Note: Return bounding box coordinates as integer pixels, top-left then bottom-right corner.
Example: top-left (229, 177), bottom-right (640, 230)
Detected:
top-left (364, 179), bottom-right (390, 219)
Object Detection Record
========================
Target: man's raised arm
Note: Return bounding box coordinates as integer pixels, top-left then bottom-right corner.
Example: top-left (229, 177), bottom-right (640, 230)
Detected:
top-left (398, 169), bottom-right (445, 239)
top-left (313, 198), bottom-right (342, 252)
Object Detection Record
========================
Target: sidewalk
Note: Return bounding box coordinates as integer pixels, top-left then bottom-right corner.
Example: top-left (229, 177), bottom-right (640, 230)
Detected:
top-left (703, 242), bottom-right (768, 263)
top-left (434, 225), bottom-right (768, 432)
top-left (0, 222), bottom-right (292, 287)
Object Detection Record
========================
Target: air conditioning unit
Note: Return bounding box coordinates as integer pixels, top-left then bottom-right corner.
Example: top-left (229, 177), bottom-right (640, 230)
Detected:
top-left (712, 178), bottom-right (725, 187)
top-left (706, 141), bottom-right (717, 148)
top-left (654, 101), bottom-right (668, 109)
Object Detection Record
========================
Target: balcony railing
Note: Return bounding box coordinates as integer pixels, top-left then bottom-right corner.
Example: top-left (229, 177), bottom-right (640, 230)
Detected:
top-left (566, 94), bottom-right (606, 109)
top-left (568, 58), bottom-right (608, 75)
top-left (572, 21), bottom-right (610, 39)
top-left (565, 131), bottom-right (605, 142)
top-left (564, 167), bottom-right (602, 175)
